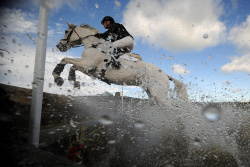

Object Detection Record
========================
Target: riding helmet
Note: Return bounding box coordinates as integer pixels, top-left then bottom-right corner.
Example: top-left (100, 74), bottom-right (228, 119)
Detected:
top-left (101, 16), bottom-right (115, 25)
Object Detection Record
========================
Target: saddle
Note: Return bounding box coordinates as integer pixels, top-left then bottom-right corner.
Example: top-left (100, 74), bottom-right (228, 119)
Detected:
top-left (121, 53), bottom-right (142, 61)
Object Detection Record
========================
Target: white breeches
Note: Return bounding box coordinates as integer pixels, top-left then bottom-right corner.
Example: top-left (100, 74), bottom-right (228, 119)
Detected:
top-left (113, 36), bottom-right (134, 52)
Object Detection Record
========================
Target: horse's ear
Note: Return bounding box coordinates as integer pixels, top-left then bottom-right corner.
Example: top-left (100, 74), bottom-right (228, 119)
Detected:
top-left (66, 21), bottom-right (71, 27)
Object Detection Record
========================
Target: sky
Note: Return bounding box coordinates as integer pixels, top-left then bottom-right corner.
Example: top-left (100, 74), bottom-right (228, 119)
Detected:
top-left (0, 0), bottom-right (249, 102)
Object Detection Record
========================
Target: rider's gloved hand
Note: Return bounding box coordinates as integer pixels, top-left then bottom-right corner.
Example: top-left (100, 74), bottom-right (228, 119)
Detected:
top-left (94, 33), bottom-right (102, 38)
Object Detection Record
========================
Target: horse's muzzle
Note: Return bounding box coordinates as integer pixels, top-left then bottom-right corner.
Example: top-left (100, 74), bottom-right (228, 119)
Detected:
top-left (56, 42), bottom-right (68, 52)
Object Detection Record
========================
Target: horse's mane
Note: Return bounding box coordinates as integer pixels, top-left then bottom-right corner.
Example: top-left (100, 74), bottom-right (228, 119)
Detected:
top-left (80, 24), bottom-right (99, 33)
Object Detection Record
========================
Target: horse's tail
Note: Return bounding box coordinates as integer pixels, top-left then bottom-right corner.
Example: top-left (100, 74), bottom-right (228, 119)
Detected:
top-left (168, 76), bottom-right (188, 101)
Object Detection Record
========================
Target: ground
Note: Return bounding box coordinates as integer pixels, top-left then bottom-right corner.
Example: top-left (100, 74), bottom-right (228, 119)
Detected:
top-left (0, 83), bottom-right (85, 166)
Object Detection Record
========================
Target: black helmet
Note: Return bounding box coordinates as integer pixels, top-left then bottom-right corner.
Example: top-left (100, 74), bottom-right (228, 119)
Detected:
top-left (101, 16), bottom-right (115, 25)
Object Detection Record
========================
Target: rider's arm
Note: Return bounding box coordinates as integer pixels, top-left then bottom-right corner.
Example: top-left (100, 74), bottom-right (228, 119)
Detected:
top-left (95, 24), bottom-right (118, 39)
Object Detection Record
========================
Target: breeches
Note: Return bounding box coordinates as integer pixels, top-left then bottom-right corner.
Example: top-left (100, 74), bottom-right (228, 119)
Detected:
top-left (113, 36), bottom-right (134, 52)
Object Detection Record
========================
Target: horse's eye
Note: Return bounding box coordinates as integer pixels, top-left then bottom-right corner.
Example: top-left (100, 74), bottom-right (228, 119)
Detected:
top-left (65, 30), bottom-right (69, 33)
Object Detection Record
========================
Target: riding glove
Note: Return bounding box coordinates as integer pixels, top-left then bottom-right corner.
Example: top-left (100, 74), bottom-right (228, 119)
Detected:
top-left (94, 33), bottom-right (102, 38)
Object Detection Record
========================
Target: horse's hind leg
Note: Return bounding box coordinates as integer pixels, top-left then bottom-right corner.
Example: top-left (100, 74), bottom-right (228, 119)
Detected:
top-left (68, 65), bottom-right (80, 89)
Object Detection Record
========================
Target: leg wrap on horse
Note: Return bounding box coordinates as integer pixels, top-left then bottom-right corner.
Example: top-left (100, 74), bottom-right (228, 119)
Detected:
top-left (53, 64), bottom-right (65, 75)
top-left (68, 69), bottom-right (76, 81)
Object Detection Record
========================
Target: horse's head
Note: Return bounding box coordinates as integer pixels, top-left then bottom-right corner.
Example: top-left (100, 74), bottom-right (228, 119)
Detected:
top-left (56, 22), bottom-right (82, 52)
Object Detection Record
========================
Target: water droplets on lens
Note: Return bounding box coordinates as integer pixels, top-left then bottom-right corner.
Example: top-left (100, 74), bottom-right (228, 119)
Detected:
top-left (99, 115), bottom-right (113, 125)
top-left (115, 1), bottom-right (121, 7)
top-left (203, 34), bottom-right (208, 39)
top-left (38, 32), bottom-right (46, 39)
top-left (108, 140), bottom-right (116, 145)
top-left (167, 56), bottom-right (174, 60)
top-left (202, 104), bottom-right (221, 122)
top-left (70, 119), bottom-right (77, 128)
top-left (193, 137), bottom-right (201, 146)
top-left (134, 120), bottom-right (145, 129)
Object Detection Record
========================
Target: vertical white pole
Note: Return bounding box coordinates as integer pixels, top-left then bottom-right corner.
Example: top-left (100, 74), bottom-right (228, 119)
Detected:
top-left (122, 85), bottom-right (124, 115)
top-left (28, 5), bottom-right (49, 147)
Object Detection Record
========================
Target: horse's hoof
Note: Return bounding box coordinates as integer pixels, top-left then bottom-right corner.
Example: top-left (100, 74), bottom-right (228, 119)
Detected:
top-left (74, 81), bottom-right (80, 89)
top-left (55, 77), bottom-right (64, 87)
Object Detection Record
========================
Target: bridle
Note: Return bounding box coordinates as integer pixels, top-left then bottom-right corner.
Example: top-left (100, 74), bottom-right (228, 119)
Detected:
top-left (59, 25), bottom-right (94, 49)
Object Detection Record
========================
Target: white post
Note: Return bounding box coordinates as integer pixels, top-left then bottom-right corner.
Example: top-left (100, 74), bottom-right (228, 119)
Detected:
top-left (28, 5), bottom-right (49, 147)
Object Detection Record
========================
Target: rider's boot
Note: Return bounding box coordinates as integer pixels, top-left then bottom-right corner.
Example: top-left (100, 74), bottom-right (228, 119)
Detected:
top-left (99, 47), bottom-right (124, 84)
top-left (110, 47), bottom-right (124, 69)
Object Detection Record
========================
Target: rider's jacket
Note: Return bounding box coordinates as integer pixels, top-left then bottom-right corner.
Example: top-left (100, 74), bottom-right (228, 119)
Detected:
top-left (98, 23), bottom-right (133, 42)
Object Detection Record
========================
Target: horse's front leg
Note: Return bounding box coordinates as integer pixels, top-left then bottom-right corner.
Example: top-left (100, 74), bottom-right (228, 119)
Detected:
top-left (52, 58), bottom-right (83, 86)
top-left (52, 63), bottom-right (65, 86)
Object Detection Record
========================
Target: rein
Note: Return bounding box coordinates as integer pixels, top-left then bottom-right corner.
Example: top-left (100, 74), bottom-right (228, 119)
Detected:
top-left (60, 25), bottom-right (95, 48)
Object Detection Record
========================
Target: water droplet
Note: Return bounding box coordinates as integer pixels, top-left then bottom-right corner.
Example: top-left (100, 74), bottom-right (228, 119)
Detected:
top-left (193, 137), bottom-right (201, 146)
top-left (115, 0), bottom-right (121, 7)
top-left (48, 131), bottom-right (56, 134)
top-left (37, 78), bottom-right (44, 82)
top-left (38, 32), bottom-right (46, 39)
top-left (203, 34), bottom-right (208, 39)
top-left (167, 56), bottom-right (174, 60)
top-left (202, 105), bottom-right (221, 122)
top-left (136, 2), bottom-right (141, 8)
top-left (99, 115), bottom-right (113, 125)
top-left (32, 82), bottom-right (38, 88)
top-left (134, 120), bottom-right (144, 129)
top-left (70, 119), bottom-right (77, 128)
top-left (108, 140), bottom-right (116, 145)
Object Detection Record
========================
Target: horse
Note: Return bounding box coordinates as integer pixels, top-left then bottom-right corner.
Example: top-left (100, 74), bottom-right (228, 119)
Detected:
top-left (53, 22), bottom-right (188, 107)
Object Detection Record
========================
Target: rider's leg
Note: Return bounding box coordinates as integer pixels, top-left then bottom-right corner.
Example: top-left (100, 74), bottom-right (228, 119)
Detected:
top-left (113, 36), bottom-right (134, 53)
top-left (105, 36), bottom-right (134, 69)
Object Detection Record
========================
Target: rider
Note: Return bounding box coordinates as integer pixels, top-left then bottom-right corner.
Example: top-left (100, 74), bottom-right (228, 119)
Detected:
top-left (95, 16), bottom-right (134, 57)
top-left (95, 16), bottom-right (134, 83)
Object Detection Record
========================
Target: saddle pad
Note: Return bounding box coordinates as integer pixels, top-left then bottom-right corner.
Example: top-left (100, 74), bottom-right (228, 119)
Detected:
top-left (120, 53), bottom-right (142, 62)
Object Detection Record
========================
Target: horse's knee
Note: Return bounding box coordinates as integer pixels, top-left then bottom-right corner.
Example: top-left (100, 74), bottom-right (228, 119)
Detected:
top-left (60, 58), bottom-right (67, 65)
